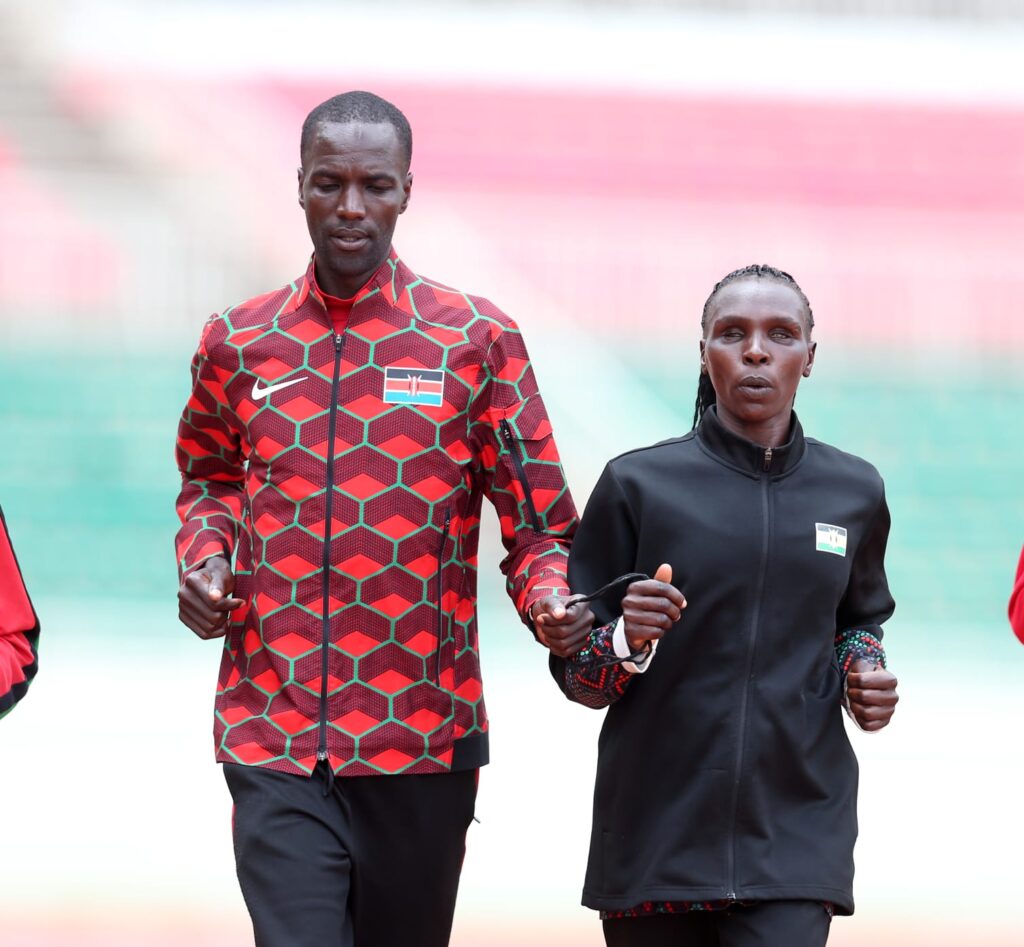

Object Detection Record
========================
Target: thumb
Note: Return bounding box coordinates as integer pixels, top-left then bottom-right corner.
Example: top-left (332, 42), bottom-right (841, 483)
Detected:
top-left (654, 562), bottom-right (673, 584)
top-left (207, 561), bottom-right (233, 602)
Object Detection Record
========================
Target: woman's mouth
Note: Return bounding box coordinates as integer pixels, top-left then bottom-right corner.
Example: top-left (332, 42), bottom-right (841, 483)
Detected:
top-left (737, 376), bottom-right (772, 395)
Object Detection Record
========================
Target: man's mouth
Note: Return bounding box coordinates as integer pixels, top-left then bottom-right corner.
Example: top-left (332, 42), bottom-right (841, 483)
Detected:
top-left (330, 230), bottom-right (370, 249)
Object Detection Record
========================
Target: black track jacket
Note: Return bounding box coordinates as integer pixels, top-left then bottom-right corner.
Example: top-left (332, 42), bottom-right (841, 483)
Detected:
top-left (553, 408), bottom-right (894, 914)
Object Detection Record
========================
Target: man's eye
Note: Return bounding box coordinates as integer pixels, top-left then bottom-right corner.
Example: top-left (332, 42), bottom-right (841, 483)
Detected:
top-left (316, 183), bottom-right (338, 192)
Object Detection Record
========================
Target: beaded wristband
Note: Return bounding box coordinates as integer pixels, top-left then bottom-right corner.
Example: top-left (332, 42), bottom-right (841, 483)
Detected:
top-left (835, 628), bottom-right (887, 674)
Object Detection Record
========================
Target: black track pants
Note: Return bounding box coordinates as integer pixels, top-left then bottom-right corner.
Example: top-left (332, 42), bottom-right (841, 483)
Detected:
top-left (224, 761), bottom-right (478, 947)
top-left (602, 900), bottom-right (832, 947)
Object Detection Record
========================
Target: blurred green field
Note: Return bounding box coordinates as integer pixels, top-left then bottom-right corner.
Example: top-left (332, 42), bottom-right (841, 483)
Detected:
top-left (3, 344), bottom-right (1020, 659)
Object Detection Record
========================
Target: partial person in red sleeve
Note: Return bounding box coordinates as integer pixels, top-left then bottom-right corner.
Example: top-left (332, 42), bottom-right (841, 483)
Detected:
top-left (173, 91), bottom-right (590, 947)
top-left (0, 504), bottom-right (40, 718)
top-left (551, 265), bottom-right (898, 947)
top-left (1009, 545), bottom-right (1024, 644)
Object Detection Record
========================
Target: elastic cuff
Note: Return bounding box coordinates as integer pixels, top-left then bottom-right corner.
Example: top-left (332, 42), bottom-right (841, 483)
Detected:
top-left (522, 586), bottom-right (571, 625)
top-left (612, 622), bottom-right (658, 674)
top-left (180, 549), bottom-right (230, 580)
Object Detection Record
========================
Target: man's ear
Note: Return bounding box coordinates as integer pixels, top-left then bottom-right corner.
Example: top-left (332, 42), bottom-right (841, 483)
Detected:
top-left (399, 172), bottom-right (413, 214)
top-left (297, 167), bottom-right (305, 209)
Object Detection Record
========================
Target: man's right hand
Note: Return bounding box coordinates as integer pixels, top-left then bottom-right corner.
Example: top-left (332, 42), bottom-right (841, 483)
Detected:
top-left (621, 563), bottom-right (686, 652)
top-left (177, 555), bottom-right (244, 640)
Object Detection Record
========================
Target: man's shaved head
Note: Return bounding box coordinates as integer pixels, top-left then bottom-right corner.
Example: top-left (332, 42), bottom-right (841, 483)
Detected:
top-left (300, 91), bottom-right (412, 170)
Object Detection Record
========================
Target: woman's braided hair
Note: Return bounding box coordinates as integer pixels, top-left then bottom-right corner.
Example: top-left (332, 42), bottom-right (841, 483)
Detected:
top-left (693, 264), bottom-right (814, 429)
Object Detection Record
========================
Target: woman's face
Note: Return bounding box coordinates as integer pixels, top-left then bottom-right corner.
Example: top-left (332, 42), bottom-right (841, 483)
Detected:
top-left (700, 278), bottom-right (816, 432)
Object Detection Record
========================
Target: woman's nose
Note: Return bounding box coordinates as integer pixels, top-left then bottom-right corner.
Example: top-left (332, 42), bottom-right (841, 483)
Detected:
top-left (743, 337), bottom-right (769, 364)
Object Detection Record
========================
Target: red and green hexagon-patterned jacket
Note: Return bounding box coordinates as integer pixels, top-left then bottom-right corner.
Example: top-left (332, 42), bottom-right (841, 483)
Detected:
top-left (175, 251), bottom-right (577, 777)
top-left (0, 505), bottom-right (39, 719)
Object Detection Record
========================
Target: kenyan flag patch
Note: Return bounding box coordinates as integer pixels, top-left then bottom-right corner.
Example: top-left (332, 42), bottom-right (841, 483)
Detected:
top-left (383, 367), bottom-right (445, 407)
top-left (815, 523), bottom-right (848, 557)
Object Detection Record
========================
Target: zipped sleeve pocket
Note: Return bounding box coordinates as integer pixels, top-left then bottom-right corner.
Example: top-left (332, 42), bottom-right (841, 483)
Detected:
top-left (498, 416), bottom-right (542, 532)
top-left (489, 394), bottom-right (565, 535)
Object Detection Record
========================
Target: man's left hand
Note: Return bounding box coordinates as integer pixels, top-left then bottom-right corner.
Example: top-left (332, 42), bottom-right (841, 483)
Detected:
top-left (847, 658), bottom-right (899, 732)
top-left (531, 596), bottom-right (595, 658)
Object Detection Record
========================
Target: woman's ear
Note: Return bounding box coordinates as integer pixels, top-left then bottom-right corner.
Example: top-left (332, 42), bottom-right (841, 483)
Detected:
top-left (803, 341), bottom-right (817, 378)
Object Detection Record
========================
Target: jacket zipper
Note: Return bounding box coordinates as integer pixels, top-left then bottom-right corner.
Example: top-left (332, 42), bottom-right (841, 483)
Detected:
top-left (498, 417), bottom-right (542, 532)
top-left (434, 506), bottom-right (452, 685)
top-left (317, 333), bottom-right (345, 765)
top-left (726, 453), bottom-right (773, 899)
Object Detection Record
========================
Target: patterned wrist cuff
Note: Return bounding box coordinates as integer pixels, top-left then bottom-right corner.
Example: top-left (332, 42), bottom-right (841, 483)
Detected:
top-left (835, 628), bottom-right (887, 674)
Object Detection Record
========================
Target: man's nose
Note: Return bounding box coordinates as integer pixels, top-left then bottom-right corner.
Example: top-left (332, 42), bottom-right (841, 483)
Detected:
top-left (336, 185), bottom-right (366, 219)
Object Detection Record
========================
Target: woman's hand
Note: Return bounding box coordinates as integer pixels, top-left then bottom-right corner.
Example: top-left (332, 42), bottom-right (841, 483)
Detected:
top-left (622, 563), bottom-right (686, 651)
top-left (846, 659), bottom-right (899, 731)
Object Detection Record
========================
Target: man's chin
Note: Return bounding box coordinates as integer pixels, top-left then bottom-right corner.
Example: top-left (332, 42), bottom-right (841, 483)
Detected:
top-left (316, 248), bottom-right (386, 292)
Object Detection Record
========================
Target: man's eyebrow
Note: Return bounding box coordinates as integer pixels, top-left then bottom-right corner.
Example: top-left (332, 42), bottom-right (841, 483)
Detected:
top-left (713, 312), bottom-right (804, 325)
top-left (309, 168), bottom-right (398, 182)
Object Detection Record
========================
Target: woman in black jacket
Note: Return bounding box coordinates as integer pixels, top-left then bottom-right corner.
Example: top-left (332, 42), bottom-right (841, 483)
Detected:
top-left (547, 265), bottom-right (899, 946)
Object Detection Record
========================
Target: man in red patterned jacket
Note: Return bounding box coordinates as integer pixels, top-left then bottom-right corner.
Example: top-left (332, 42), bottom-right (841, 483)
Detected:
top-left (1010, 544), bottom-right (1024, 644)
top-left (174, 91), bottom-right (591, 947)
top-left (0, 504), bottom-right (39, 718)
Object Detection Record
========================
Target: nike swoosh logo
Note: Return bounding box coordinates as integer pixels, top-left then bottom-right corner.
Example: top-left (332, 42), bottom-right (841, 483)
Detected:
top-left (251, 376), bottom-right (307, 399)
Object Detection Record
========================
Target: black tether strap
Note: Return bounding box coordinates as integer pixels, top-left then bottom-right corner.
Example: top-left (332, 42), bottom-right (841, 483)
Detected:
top-left (566, 572), bottom-right (649, 607)
top-left (567, 572), bottom-right (655, 670)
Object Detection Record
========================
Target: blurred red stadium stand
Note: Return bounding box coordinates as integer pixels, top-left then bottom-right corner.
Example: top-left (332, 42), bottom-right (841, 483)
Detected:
top-left (0, 132), bottom-right (120, 309)
top-left (46, 70), bottom-right (1024, 348)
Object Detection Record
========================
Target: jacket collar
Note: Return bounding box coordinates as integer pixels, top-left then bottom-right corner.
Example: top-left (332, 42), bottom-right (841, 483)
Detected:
top-left (696, 406), bottom-right (806, 477)
top-left (295, 247), bottom-right (415, 314)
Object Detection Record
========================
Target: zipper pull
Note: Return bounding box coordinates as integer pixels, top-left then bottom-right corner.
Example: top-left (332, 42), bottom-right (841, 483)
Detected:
top-left (334, 334), bottom-right (343, 352)
top-left (443, 508), bottom-right (451, 531)
top-left (316, 753), bottom-right (335, 796)
top-left (763, 446), bottom-right (773, 471)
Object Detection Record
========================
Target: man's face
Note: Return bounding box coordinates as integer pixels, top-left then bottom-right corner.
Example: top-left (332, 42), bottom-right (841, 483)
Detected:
top-left (298, 121), bottom-right (412, 298)
top-left (700, 279), bottom-right (816, 431)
